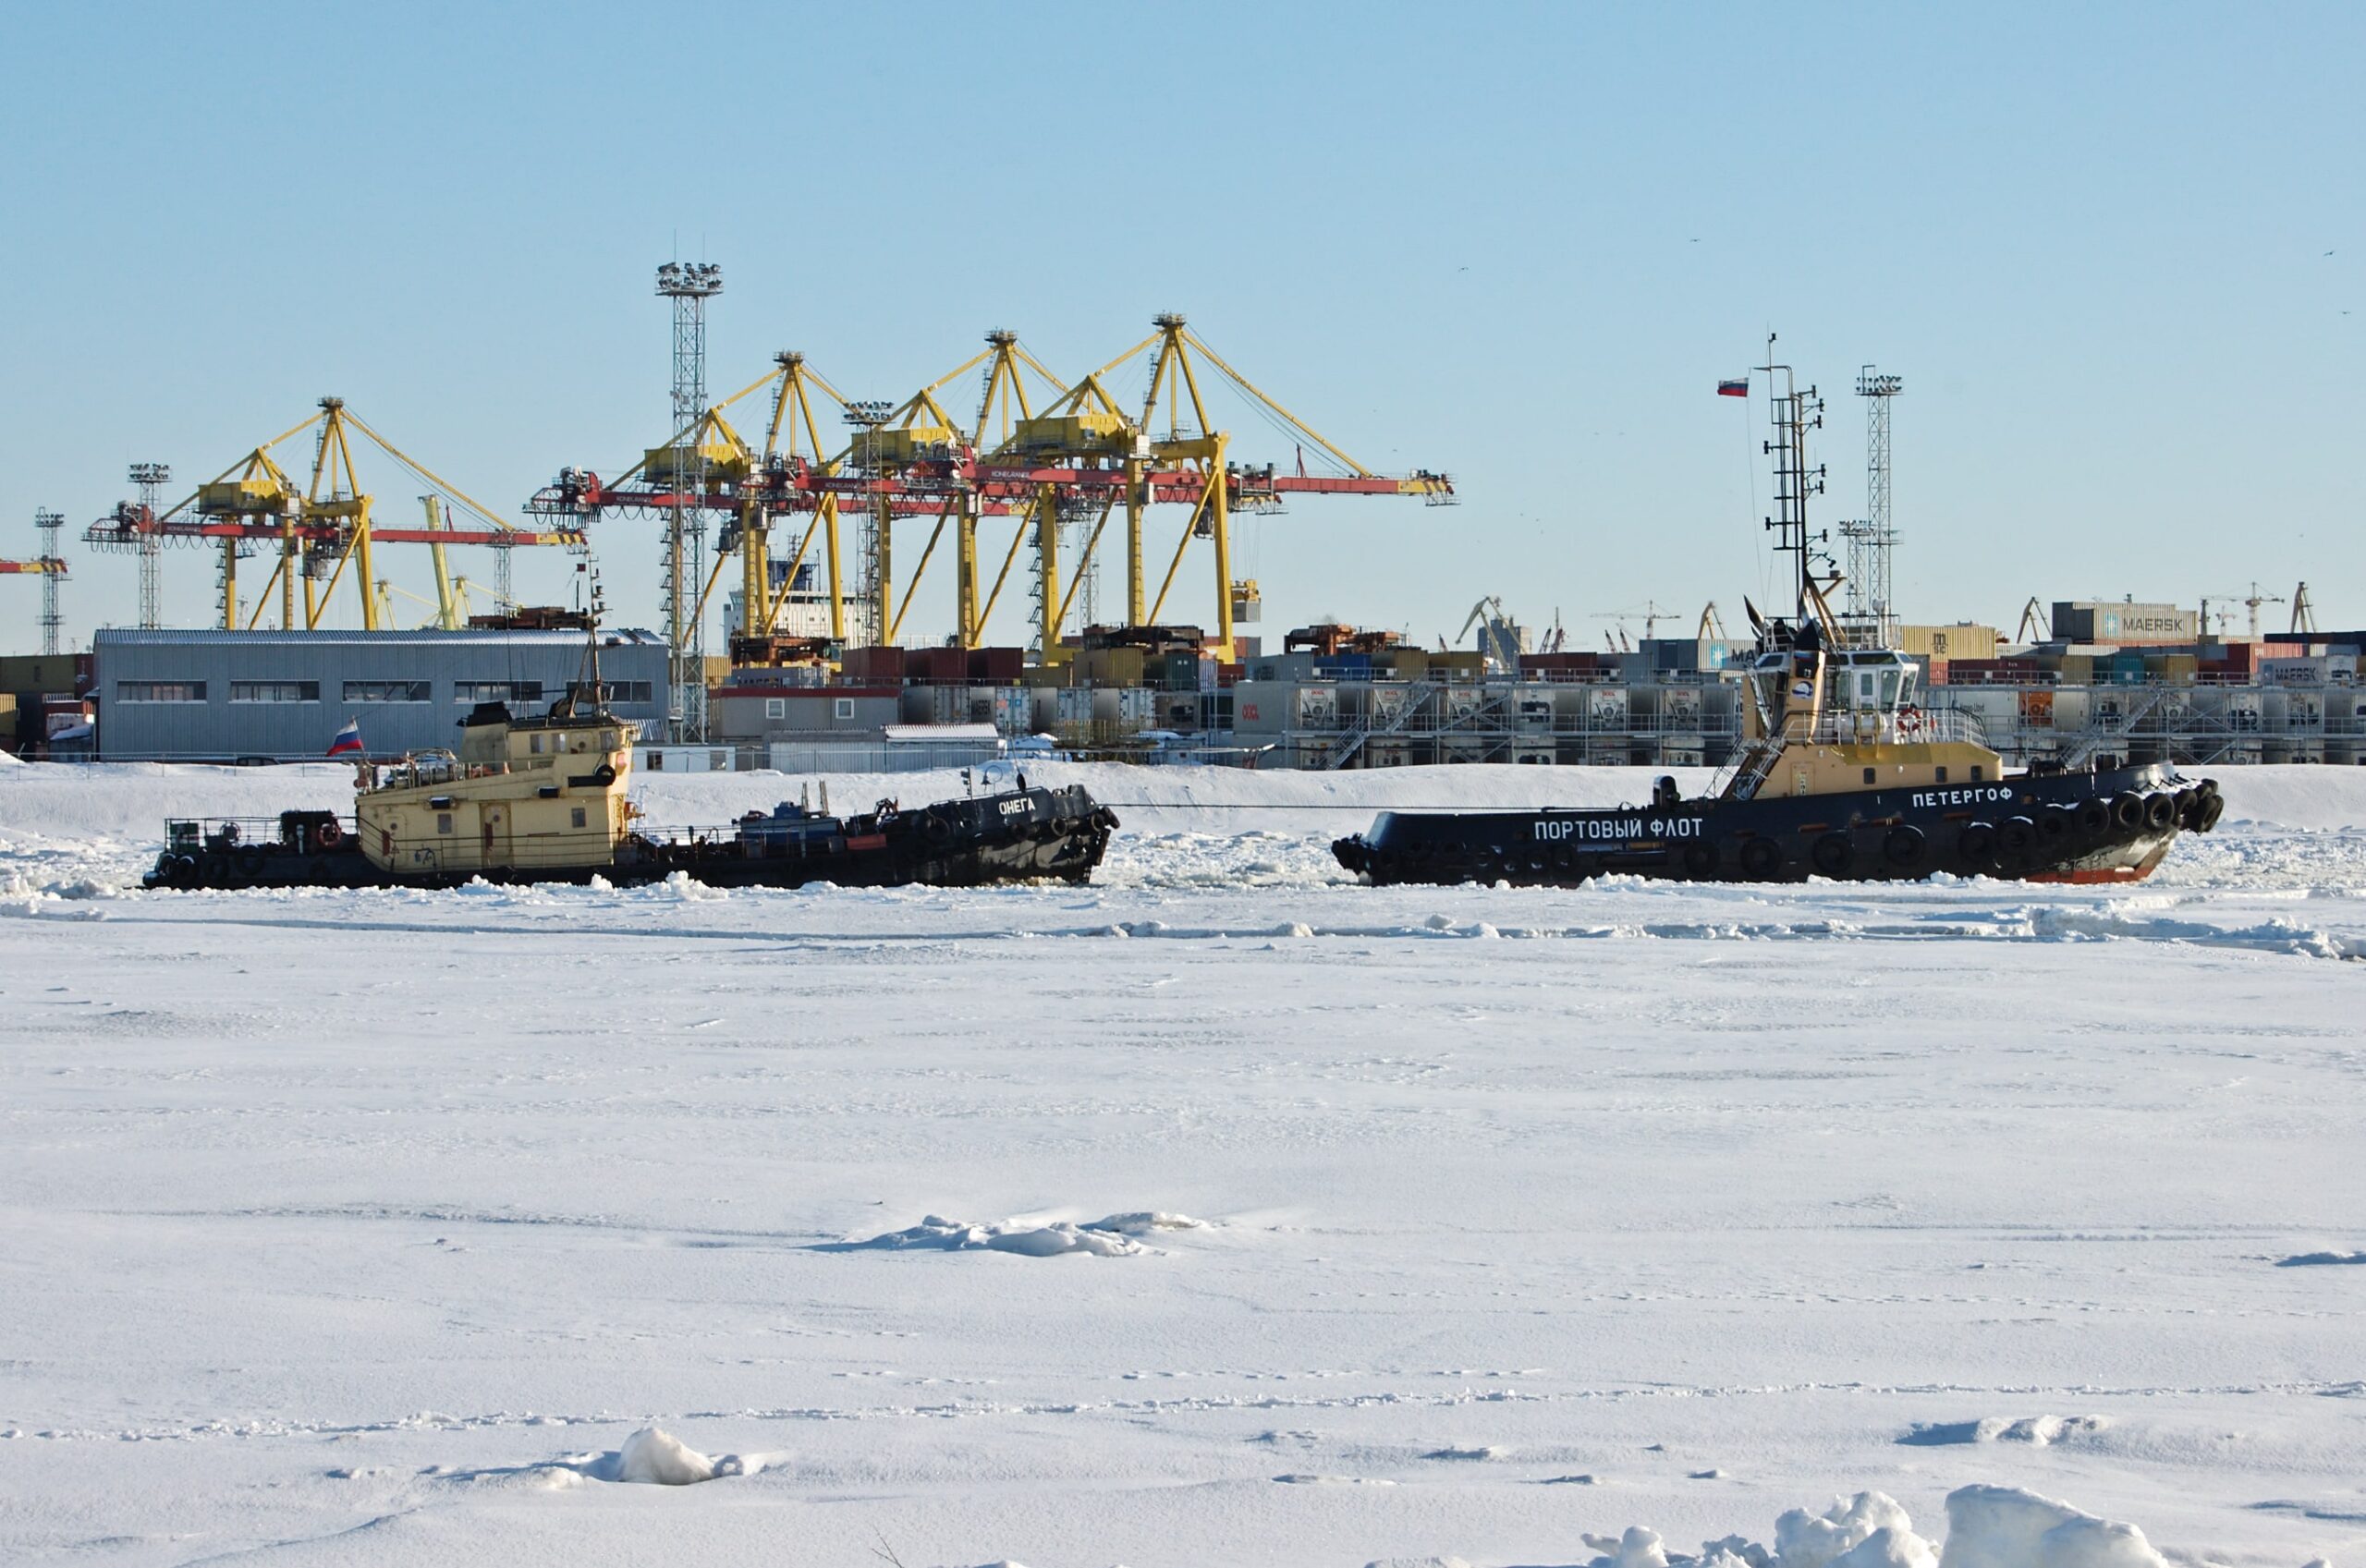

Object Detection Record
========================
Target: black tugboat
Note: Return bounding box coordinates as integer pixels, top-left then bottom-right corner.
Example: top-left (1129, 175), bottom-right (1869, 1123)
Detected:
top-left (1335, 359), bottom-right (2223, 889)
top-left (142, 778), bottom-right (1116, 893)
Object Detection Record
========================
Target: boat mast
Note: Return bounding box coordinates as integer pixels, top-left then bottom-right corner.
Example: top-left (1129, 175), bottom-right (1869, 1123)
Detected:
top-left (1756, 336), bottom-right (1830, 620)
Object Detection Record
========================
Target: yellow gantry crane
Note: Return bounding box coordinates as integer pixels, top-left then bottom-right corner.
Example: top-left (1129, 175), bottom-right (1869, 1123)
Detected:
top-left (524, 315), bottom-right (1451, 666)
top-left (86, 397), bottom-right (581, 630)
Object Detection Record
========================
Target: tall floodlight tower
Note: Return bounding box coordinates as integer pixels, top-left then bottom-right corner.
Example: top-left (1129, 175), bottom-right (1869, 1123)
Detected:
top-left (128, 463), bottom-right (170, 628)
top-left (656, 261), bottom-right (723, 741)
top-left (34, 509), bottom-right (65, 655)
top-left (1839, 368), bottom-right (1903, 646)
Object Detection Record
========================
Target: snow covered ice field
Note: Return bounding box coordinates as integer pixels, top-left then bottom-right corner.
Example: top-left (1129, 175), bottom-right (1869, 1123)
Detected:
top-left (2, 756), bottom-right (2362, 1566)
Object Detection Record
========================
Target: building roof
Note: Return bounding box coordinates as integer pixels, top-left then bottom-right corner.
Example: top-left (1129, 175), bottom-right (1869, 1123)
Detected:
top-left (91, 627), bottom-right (664, 648)
top-left (883, 723), bottom-right (1001, 743)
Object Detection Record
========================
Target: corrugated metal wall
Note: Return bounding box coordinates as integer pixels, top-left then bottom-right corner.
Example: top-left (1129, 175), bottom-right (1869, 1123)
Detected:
top-left (92, 629), bottom-right (669, 760)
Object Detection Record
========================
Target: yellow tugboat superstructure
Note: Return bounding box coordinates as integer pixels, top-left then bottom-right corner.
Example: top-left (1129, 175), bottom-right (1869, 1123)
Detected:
top-left (355, 700), bottom-right (638, 880)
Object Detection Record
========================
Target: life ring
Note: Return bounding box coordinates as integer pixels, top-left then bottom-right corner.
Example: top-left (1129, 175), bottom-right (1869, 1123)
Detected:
top-left (2144, 794), bottom-right (2178, 833)
top-left (1957, 822), bottom-right (1998, 865)
top-left (1896, 704), bottom-right (1926, 736)
top-left (314, 819), bottom-right (345, 849)
top-left (2111, 793), bottom-right (2146, 832)
top-left (1811, 833), bottom-right (1854, 877)
top-left (1883, 824), bottom-right (1926, 869)
top-left (2075, 797), bottom-right (2112, 838)
top-left (218, 821), bottom-right (241, 845)
top-left (1682, 841), bottom-right (1719, 878)
top-left (1998, 816), bottom-right (2038, 857)
top-left (1740, 838), bottom-right (1783, 879)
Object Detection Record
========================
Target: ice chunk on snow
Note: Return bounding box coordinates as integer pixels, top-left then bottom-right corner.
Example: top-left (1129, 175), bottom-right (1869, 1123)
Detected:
top-left (1084, 1211), bottom-right (1209, 1235)
top-left (1937, 1486), bottom-right (2167, 1568)
top-left (1901, 1414), bottom-right (2107, 1446)
top-left (1570, 1485), bottom-right (2177, 1568)
top-left (1831, 1528), bottom-right (1938, 1568)
top-left (849, 1214), bottom-right (1145, 1257)
top-left (616, 1426), bottom-right (715, 1485)
top-left (1774, 1491), bottom-right (1932, 1568)
top-left (1581, 1527), bottom-right (1673, 1567)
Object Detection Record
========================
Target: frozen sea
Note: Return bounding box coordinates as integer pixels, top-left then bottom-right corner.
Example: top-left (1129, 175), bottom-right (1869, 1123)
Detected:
top-left (1, 755), bottom-right (2361, 1567)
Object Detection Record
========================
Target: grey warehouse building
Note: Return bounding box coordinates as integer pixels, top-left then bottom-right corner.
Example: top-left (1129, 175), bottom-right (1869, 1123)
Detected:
top-left (92, 627), bottom-right (669, 761)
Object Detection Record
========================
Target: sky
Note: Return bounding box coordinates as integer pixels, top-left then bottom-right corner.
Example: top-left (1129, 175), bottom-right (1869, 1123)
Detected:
top-left (1, 2), bottom-right (2359, 656)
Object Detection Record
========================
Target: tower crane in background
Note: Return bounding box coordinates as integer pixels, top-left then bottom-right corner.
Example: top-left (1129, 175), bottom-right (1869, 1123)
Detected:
top-left (2198, 582), bottom-right (2286, 641)
top-left (3, 509), bottom-right (69, 656)
top-left (1594, 600), bottom-right (1673, 646)
top-left (83, 398), bottom-right (580, 630)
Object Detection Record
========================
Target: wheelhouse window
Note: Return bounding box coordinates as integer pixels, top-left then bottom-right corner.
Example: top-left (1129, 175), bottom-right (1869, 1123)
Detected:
top-left (343, 680), bottom-right (430, 703)
top-left (116, 681), bottom-right (206, 702)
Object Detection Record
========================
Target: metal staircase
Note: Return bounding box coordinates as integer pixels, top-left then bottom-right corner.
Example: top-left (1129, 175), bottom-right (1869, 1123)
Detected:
top-left (1320, 681), bottom-right (1441, 769)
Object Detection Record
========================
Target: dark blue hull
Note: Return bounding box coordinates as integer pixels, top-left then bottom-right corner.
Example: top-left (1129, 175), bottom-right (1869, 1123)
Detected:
top-left (1334, 764), bottom-right (2222, 886)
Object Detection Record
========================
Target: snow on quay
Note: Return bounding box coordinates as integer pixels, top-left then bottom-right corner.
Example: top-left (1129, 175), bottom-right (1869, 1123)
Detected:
top-left (0, 760), bottom-right (2361, 1565)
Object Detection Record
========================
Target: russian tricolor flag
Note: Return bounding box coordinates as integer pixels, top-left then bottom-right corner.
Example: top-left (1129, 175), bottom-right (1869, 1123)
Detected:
top-left (325, 721), bottom-right (364, 759)
top-left (1717, 377), bottom-right (1750, 397)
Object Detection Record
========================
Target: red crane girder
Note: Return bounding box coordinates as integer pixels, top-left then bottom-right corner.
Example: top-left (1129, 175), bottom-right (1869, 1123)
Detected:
top-left (524, 455), bottom-right (1451, 521)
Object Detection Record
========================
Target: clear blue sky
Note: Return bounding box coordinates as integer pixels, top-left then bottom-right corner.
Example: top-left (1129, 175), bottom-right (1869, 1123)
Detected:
top-left (2, 2), bottom-right (2359, 654)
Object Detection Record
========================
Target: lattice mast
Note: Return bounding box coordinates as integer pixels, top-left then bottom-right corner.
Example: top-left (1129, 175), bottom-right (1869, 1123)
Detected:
top-left (657, 261), bottom-right (722, 741)
top-left (1839, 368), bottom-right (1902, 646)
top-left (35, 509), bottom-right (65, 655)
top-left (1756, 341), bottom-right (1829, 614)
top-left (128, 463), bottom-right (170, 627)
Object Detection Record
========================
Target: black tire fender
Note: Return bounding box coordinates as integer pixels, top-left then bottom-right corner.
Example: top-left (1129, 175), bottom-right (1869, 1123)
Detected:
top-left (1883, 824), bottom-right (1926, 869)
top-left (1998, 816), bottom-right (2039, 857)
top-left (1740, 838), bottom-right (1783, 879)
top-left (1682, 840), bottom-right (1719, 878)
top-left (2112, 792), bottom-right (2147, 831)
top-left (165, 855), bottom-right (201, 889)
top-left (2038, 807), bottom-right (2072, 842)
top-left (2145, 793), bottom-right (2178, 833)
top-left (2075, 797), bottom-right (2113, 838)
top-left (1958, 822), bottom-right (1998, 864)
top-left (2198, 794), bottom-right (2225, 832)
top-left (1811, 833), bottom-right (1854, 877)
